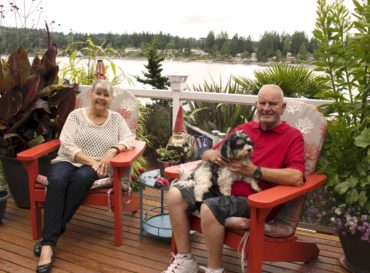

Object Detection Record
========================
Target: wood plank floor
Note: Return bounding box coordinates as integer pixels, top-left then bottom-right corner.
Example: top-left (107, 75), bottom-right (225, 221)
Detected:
top-left (0, 188), bottom-right (349, 273)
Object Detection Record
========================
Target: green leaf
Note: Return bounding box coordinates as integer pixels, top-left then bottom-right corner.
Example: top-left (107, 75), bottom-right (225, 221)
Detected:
top-left (335, 182), bottom-right (350, 194)
top-left (358, 191), bottom-right (368, 206)
top-left (346, 189), bottom-right (359, 204)
top-left (354, 128), bottom-right (370, 148)
top-left (28, 135), bottom-right (45, 147)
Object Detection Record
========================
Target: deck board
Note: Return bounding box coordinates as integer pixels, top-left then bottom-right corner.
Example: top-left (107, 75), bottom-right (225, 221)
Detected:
top-left (0, 188), bottom-right (347, 273)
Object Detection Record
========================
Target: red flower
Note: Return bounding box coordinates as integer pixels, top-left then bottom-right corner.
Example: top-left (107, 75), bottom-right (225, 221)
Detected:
top-left (138, 167), bottom-right (145, 174)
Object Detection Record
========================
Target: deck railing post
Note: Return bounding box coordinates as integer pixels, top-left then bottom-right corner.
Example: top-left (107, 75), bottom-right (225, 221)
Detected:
top-left (168, 75), bottom-right (188, 130)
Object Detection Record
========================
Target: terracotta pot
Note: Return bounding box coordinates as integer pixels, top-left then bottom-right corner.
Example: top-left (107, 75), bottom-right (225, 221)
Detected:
top-left (338, 231), bottom-right (370, 273)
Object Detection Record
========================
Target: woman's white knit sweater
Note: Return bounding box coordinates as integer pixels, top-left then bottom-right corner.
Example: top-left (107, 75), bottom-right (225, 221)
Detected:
top-left (52, 108), bottom-right (135, 167)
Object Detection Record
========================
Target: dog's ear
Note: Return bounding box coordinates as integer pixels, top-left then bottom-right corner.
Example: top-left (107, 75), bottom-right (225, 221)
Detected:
top-left (220, 136), bottom-right (231, 158)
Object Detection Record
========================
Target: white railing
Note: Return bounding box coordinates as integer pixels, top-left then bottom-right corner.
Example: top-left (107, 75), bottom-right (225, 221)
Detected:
top-left (82, 75), bottom-right (332, 130)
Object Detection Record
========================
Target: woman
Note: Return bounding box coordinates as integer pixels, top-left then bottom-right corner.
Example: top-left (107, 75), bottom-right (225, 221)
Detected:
top-left (35, 80), bottom-right (135, 273)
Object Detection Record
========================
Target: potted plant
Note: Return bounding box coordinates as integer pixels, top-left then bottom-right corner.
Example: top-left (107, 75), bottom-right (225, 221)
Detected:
top-left (318, 121), bottom-right (369, 272)
top-left (0, 163), bottom-right (9, 222)
top-left (0, 44), bottom-right (78, 208)
top-left (313, 1), bottom-right (370, 271)
top-left (156, 147), bottom-right (182, 176)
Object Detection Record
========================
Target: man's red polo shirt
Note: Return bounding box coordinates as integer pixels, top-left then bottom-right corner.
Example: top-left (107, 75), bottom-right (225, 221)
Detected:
top-left (213, 121), bottom-right (305, 197)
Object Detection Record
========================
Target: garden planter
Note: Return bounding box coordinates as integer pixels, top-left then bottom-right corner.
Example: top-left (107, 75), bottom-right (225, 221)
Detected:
top-left (0, 152), bottom-right (56, 209)
top-left (0, 189), bottom-right (9, 222)
top-left (338, 232), bottom-right (370, 273)
top-left (157, 158), bottom-right (180, 177)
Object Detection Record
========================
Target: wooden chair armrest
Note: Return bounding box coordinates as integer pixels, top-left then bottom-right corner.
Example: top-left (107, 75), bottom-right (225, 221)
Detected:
top-left (164, 160), bottom-right (202, 179)
top-left (110, 140), bottom-right (146, 167)
top-left (248, 173), bottom-right (327, 209)
top-left (16, 139), bottom-right (61, 162)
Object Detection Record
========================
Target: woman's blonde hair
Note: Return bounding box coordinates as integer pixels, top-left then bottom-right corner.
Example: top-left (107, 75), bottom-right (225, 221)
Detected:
top-left (92, 80), bottom-right (113, 96)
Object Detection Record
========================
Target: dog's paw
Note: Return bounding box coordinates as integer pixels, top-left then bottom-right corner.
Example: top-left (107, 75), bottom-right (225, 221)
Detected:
top-left (252, 183), bottom-right (261, 192)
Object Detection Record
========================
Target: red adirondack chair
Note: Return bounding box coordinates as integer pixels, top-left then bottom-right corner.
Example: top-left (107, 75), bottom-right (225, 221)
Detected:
top-left (165, 100), bottom-right (327, 272)
top-left (17, 86), bottom-right (145, 246)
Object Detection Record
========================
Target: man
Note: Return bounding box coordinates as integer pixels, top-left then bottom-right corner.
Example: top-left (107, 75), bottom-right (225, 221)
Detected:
top-left (163, 84), bottom-right (305, 273)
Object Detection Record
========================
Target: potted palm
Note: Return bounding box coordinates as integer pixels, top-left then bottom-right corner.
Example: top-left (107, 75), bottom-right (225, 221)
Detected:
top-left (0, 44), bottom-right (78, 208)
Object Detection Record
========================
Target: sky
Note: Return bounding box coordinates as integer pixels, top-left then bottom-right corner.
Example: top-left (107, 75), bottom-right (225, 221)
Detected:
top-left (2, 0), bottom-right (355, 40)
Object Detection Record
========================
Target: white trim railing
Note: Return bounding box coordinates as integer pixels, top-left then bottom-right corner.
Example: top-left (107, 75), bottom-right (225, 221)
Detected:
top-left (82, 75), bottom-right (333, 130)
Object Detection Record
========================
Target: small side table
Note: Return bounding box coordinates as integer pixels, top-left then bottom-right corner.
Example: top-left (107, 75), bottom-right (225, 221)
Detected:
top-left (139, 169), bottom-right (172, 239)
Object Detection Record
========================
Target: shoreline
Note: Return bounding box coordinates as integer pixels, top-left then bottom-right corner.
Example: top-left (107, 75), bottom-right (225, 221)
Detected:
top-left (61, 55), bottom-right (314, 67)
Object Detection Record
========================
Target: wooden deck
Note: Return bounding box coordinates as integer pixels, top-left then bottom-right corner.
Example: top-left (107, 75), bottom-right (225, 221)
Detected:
top-left (0, 188), bottom-right (348, 273)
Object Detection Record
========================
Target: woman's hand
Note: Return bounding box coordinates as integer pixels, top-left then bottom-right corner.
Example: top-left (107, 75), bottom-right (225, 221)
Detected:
top-left (96, 149), bottom-right (117, 177)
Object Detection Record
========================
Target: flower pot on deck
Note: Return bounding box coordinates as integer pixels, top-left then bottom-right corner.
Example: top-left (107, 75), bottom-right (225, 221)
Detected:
top-left (338, 232), bottom-right (370, 273)
top-left (0, 152), bottom-right (56, 209)
top-left (157, 158), bottom-right (180, 177)
top-left (0, 189), bottom-right (9, 222)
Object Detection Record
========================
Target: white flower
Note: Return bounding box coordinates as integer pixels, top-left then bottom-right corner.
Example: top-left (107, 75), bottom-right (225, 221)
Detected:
top-left (334, 208), bottom-right (342, 215)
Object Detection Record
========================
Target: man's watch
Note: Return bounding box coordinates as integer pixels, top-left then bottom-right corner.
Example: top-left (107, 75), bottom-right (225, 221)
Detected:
top-left (253, 167), bottom-right (262, 180)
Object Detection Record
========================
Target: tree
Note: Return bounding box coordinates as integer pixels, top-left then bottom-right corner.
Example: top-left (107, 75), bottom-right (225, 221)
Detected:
top-left (135, 43), bottom-right (169, 89)
top-left (205, 31), bottom-right (215, 54)
top-left (256, 31), bottom-right (281, 61)
top-left (290, 31), bottom-right (308, 55)
top-left (296, 44), bottom-right (308, 60)
top-left (281, 33), bottom-right (292, 55)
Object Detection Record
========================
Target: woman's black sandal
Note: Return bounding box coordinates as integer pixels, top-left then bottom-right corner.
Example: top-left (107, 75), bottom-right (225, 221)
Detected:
top-left (33, 241), bottom-right (42, 257)
top-left (36, 249), bottom-right (55, 273)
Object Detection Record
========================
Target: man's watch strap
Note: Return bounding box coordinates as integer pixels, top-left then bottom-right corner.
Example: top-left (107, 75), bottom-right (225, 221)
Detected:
top-left (253, 166), bottom-right (262, 180)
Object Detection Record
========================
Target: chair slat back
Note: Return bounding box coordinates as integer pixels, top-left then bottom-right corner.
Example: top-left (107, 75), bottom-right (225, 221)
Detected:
top-left (264, 100), bottom-right (327, 237)
top-left (281, 100), bottom-right (327, 175)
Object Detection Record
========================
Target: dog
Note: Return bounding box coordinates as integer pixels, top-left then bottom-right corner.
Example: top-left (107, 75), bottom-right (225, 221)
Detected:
top-left (174, 130), bottom-right (261, 202)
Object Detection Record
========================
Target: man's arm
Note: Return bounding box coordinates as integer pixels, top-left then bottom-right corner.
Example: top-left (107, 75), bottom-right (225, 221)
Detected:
top-left (228, 160), bottom-right (304, 187)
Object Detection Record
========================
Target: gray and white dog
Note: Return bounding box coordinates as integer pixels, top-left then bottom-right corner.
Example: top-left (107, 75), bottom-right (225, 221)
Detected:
top-left (175, 130), bottom-right (261, 202)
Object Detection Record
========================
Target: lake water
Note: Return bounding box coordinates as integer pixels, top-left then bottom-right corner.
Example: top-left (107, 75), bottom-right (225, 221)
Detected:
top-left (57, 57), bottom-right (268, 88)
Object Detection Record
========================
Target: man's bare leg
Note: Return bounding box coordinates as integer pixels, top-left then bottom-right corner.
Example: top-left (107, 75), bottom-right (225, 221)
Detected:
top-left (166, 187), bottom-right (191, 253)
top-left (200, 204), bottom-right (225, 269)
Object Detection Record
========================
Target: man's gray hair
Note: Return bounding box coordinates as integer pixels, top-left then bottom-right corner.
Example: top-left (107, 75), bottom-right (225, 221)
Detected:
top-left (258, 84), bottom-right (284, 101)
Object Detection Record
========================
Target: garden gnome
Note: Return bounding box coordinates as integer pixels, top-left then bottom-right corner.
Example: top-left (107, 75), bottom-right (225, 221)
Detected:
top-left (167, 106), bottom-right (196, 161)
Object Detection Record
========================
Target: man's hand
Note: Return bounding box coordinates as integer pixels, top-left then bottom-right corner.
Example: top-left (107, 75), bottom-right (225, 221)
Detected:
top-left (202, 149), bottom-right (227, 166)
top-left (228, 159), bottom-right (256, 177)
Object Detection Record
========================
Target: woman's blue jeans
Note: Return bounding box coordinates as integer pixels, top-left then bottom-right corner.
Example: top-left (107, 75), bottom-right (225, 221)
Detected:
top-left (41, 161), bottom-right (98, 246)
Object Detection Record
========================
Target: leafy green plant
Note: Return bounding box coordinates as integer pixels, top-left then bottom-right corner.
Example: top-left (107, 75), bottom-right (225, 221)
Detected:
top-left (0, 44), bottom-right (78, 157)
top-left (142, 102), bottom-right (172, 151)
top-left (313, 0), bottom-right (369, 240)
top-left (187, 78), bottom-right (255, 134)
top-left (156, 147), bottom-right (181, 163)
top-left (234, 64), bottom-right (330, 98)
top-left (59, 38), bottom-right (133, 86)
